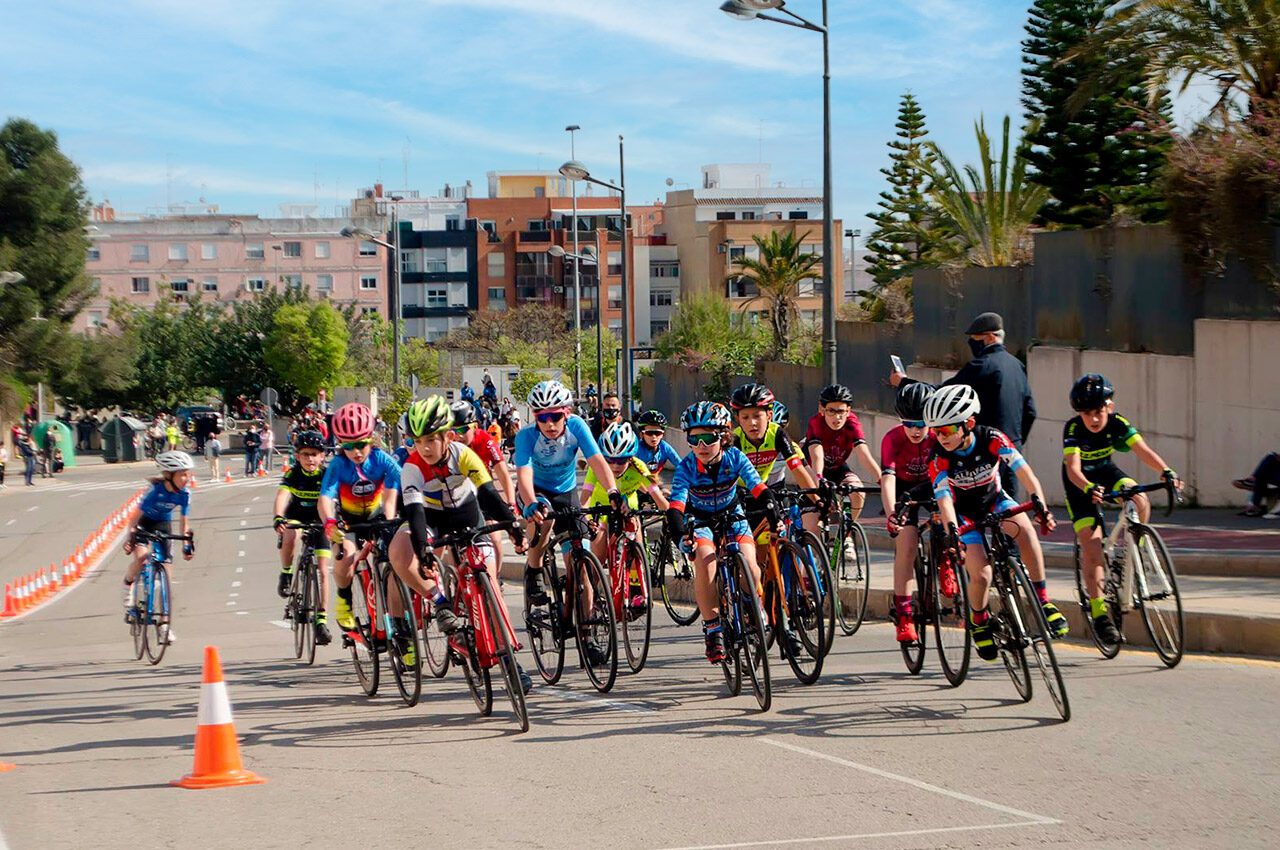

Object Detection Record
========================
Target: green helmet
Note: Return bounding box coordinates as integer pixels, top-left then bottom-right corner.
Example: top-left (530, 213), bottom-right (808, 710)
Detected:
top-left (405, 396), bottom-right (453, 437)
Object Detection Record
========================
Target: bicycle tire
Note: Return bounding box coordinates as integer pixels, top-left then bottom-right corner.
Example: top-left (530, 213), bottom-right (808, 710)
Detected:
top-left (929, 527), bottom-right (970, 687)
top-left (525, 549), bottom-right (565, 685)
top-left (899, 548), bottom-right (927, 675)
top-left (1073, 539), bottom-right (1121, 659)
top-left (130, 578), bottom-right (146, 661)
top-left (1011, 561), bottom-right (1071, 721)
top-left (349, 566), bottom-right (380, 697)
top-left (479, 571), bottom-right (529, 733)
top-left (619, 539), bottom-right (653, 674)
top-left (829, 516), bottom-right (870, 635)
top-left (792, 530), bottom-right (835, 656)
top-left (573, 548), bottom-right (618, 693)
top-left (778, 539), bottom-right (825, 684)
top-left (421, 557), bottom-right (453, 679)
top-left (657, 536), bottom-right (700, 626)
top-left (762, 575), bottom-right (780, 653)
top-left (1132, 525), bottom-right (1184, 668)
top-left (734, 554), bottom-right (772, 711)
top-left (459, 612), bottom-right (494, 715)
top-left (145, 565), bottom-right (171, 665)
top-left (383, 567), bottom-right (422, 707)
top-left (996, 583), bottom-right (1033, 702)
top-left (718, 570), bottom-right (742, 696)
top-left (301, 561), bottom-right (319, 665)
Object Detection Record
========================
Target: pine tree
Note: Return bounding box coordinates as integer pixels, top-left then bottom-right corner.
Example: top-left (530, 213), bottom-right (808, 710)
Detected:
top-left (1021, 0), bottom-right (1173, 228)
top-left (863, 93), bottom-right (946, 292)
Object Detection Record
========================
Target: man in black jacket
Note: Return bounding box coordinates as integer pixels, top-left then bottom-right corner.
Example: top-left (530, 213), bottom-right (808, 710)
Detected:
top-left (893, 311), bottom-right (1036, 496)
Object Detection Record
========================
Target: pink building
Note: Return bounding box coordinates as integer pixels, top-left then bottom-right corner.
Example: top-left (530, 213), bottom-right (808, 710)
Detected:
top-left (80, 208), bottom-right (390, 331)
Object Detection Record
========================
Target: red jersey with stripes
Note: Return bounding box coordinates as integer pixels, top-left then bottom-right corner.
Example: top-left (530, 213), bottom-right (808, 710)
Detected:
top-left (467, 427), bottom-right (505, 470)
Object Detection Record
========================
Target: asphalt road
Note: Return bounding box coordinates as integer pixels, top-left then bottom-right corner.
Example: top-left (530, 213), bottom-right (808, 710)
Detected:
top-left (2, 468), bottom-right (1278, 849)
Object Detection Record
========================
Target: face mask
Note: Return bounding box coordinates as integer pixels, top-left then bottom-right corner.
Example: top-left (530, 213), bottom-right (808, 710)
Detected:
top-left (968, 338), bottom-right (987, 358)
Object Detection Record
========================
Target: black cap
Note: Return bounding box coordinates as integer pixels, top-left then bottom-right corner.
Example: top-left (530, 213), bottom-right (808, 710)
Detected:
top-left (965, 312), bottom-right (1004, 335)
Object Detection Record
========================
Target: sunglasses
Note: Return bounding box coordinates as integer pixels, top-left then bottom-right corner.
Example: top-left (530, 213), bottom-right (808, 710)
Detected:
top-left (932, 424), bottom-right (964, 438)
top-left (902, 420), bottom-right (926, 429)
top-left (605, 456), bottom-right (631, 465)
top-left (642, 429), bottom-right (665, 437)
top-left (535, 411), bottom-right (566, 424)
top-left (340, 438), bottom-right (372, 450)
top-left (687, 432), bottom-right (722, 446)
top-left (452, 425), bottom-right (472, 435)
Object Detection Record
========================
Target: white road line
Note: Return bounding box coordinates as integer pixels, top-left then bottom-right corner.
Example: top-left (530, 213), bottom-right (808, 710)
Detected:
top-left (239, 534), bottom-right (246, 541)
top-left (243, 507), bottom-right (251, 513)
top-left (252, 495), bottom-right (260, 502)
top-left (237, 551), bottom-right (245, 558)
top-left (235, 610), bottom-right (249, 615)
top-left (231, 581), bottom-right (242, 587)
top-left (240, 520), bottom-right (247, 526)
top-left (226, 601), bottom-right (236, 606)
top-left (69, 492), bottom-right (83, 498)
top-left (761, 739), bottom-right (1059, 825)
top-left (544, 686), bottom-right (656, 715)
top-left (269, 620), bottom-right (291, 629)
top-left (651, 821), bottom-right (1056, 850)
top-left (25, 506), bottom-right (38, 512)
top-left (235, 567), bottom-right (243, 573)
top-left (4, 519), bottom-right (13, 526)
top-left (0, 820), bottom-right (10, 850)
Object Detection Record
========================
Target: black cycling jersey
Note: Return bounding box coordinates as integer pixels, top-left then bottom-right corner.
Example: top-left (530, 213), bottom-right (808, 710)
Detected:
top-left (1062, 413), bottom-right (1140, 476)
top-left (280, 464), bottom-right (325, 522)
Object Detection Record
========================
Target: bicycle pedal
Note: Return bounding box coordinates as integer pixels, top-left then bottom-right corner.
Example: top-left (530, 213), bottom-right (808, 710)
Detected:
top-left (341, 634), bottom-right (355, 648)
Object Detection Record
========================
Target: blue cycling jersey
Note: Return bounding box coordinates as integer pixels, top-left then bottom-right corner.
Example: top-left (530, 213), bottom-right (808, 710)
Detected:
top-left (669, 446), bottom-right (766, 519)
top-left (139, 480), bottom-right (190, 521)
top-left (636, 439), bottom-right (681, 475)
top-left (513, 415), bottom-right (600, 494)
top-left (320, 447), bottom-right (401, 519)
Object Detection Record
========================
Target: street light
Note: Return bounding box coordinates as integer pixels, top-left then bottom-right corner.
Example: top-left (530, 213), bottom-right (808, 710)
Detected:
top-left (566, 124), bottom-right (583, 402)
top-left (341, 221), bottom-right (403, 385)
top-left (721, 0), bottom-right (837, 384)
top-left (844, 227), bottom-right (860, 298)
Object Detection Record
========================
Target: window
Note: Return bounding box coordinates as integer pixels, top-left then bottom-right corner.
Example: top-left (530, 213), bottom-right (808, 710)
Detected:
top-left (201, 243), bottom-right (217, 260)
top-left (533, 186), bottom-right (545, 198)
top-left (361, 306), bottom-right (379, 317)
top-left (650, 320), bottom-right (669, 338)
top-left (130, 243), bottom-right (149, 261)
top-left (171, 278), bottom-right (190, 293)
top-left (246, 243), bottom-right (265, 259)
top-left (650, 289), bottom-right (674, 307)
top-left (400, 250), bottom-right (420, 273)
top-left (88, 310), bottom-right (106, 329)
top-left (169, 243), bottom-right (189, 261)
top-left (425, 286), bottom-right (447, 307)
top-left (607, 251), bottom-right (622, 276)
top-left (131, 276), bottom-right (149, 294)
top-left (87, 245), bottom-right (100, 261)
top-left (608, 285), bottom-right (622, 309)
top-left (799, 243), bottom-right (822, 257)
top-left (360, 275), bottom-right (378, 290)
top-left (445, 217), bottom-right (462, 231)
top-left (609, 318), bottom-right (622, 332)
top-left (651, 261), bottom-right (679, 279)
top-left (788, 210), bottom-right (809, 220)
top-left (716, 211), bottom-right (736, 221)
top-left (526, 219), bottom-right (547, 231)
top-left (282, 274), bottom-right (302, 290)
top-left (91, 277), bottom-right (101, 293)
top-left (446, 247), bottom-right (468, 272)
top-left (424, 248), bottom-right (447, 273)
top-left (283, 241), bottom-right (302, 258)
top-left (246, 277), bottom-right (266, 292)
top-left (557, 178), bottom-right (568, 196)
top-left (487, 253), bottom-right (505, 276)
top-left (741, 211), bottom-right (757, 221)
top-left (358, 241), bottom-right (378, 257)
top-left (488, 286), bottom-right (506, 303)
top-left (315, 241), bottom-right (330, 259)
top-left (316, 274), bottom-right (333, 292)
top-left (203, 277), bottom-right (218, 293)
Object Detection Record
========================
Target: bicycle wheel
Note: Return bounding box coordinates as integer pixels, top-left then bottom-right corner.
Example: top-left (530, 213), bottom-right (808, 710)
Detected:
top-left (929, 528), bottom-right (970, 687)
top-left (1132, 525), bottom-right (1184, 668)
top-left (657, 535), bottom-right (700, 626)
top-left (145, 565), bottom-right (171, 665)
top-left (778, 539), bottom-right (825, 684)
top-left (382, 567), bottom-right (422, 707)
top-left (130, 580), bottom-right (146, 661)
top-left (300, 562), bottom-right (319, 665)
top-left (421, 557), bottom-right (453, 679)
top-left (458, 608), bottom-right (494, 716)
top-left (830, 516), bottom-right (871, 635)
top-left (994, 581), bottom-right (1033, 703)
top-left (349, 567), bottom-right (380, 697)
top-left (1073, 539), bottom-right (1121, 659)
top-left (791, 530), bottom-right (835, 656)
top-left (479, 571), bottom-right (529, 733)
top-left (525, 549), bottom-right (565, 685)
top-left (734, 554), bottom-right (772, 711)
top-left (619, 539), bottom-right (653, 674)
top-left (1010, 562), bottom-right (1071, 721)
top-left (898, 550), bottom-right (927, 676)
top-left (573, 549), bottom-right (618, 693)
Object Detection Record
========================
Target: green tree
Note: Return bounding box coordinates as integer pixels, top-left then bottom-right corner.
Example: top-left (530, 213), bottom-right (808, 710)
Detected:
top-left (727, 230), bottom-right (822, 359)
top-left (58, 329), bottom-right (137, 411)
top-left (1022, 0), bottom-right (1172, 227)
top-left (401, 337), bottom-right (443, 388)
top-left (864, 93), bottom-right (946, 289)
top-left (925, 116), bottom-right (1050, 267)
top-left (263, 301), bottom-right (347, 399)
top-left (655, 292), bottom-right (767, 401)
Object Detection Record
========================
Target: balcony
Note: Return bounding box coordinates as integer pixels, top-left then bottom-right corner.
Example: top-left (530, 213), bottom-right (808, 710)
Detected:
top-left (518, 230), bottom-right (552, 244)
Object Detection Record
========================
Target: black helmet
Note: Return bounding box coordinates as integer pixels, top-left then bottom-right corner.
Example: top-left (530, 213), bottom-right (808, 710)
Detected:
top-left (293, 430), bottom-right (325, 451)
top-left (636, 409), bottom-right (668, 428)
top-left (730, 382), bottom-right (776, 411)
top-left (1070, 373), bottom-right (1114, 412)
top-left (449, 400), bottom-right (476, 427)
top-left (819, 384), bottom-right (853, 405)
top-left (894, 382), bottom-right (935, 421)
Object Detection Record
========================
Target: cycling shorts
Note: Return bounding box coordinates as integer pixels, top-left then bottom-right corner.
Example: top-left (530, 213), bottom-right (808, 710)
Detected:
top-left (822, 464), bottom-right (861, 486)
top-left (519, 487), bottom-right (587, 540)
top-left (1062, 464), bottom-right (1135, 532)
top-left (959, 495), bottom-right (1020, 547)
top-left (133, 516), bottom-right (172, 562)
top-left (686, 514), bottom-right (752, 551)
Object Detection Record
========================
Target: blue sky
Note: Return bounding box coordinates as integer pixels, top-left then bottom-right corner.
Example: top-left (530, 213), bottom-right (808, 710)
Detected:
top-left (1, 0), bottom-right (1122, 232)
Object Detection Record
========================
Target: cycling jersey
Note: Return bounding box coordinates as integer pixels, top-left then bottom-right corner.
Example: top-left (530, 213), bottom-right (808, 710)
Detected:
top-left (928, 425), bottom-right (1026, 520)
top-left (399, 442), bottom-right (491, 510)
top-left (392, 445), bottom-right (410, 466)
top-left (467, 427), bottom-right (505, 470)
top-left (669, 447), bottom-right (766, 519)
top-left (803, 412), bottom-right (867, 474)
top-left (734, 422), bottom-right (805, 486)
top-left (583, 457), bottom-right (656, 509)
top-left (880, 425), bottom-right (937, 485)
top-left (636, 438), bottom-right (681, 476)
top-left (1062, 413), bottom-right (1140, 475)
top-left (319, 447), bottom-right (401, 520)
top-left (512, 414), bottom-right (600, 494)
top-left (279, 464), bottom-right (325, 522)
top-left (139, 480), bottom-right (190, 521)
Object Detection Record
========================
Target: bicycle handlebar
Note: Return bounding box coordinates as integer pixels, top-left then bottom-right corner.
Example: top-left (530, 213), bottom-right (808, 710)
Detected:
top-left (430, 519), bottom-right (521, 551)
top-left (955, 495), bottom-right (1049, 537)
top-left (1101, 479), bottom-right (1181, 517)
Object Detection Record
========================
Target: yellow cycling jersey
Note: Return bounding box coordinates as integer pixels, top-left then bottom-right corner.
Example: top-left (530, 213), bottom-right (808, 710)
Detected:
top-left (583, 457), bottom-right (657, 509)
top-left (733, 422), bottom-right (804, 486)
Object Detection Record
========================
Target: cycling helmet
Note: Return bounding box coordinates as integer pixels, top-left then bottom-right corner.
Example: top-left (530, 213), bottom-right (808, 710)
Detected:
top-left (405, 396), bottom-right (453, 437)
top-left (771, 400), bottom-right (789, 427)
top-left (599, 422), bottom-right (639, 458)
top-left (527, 379), bottom-right (573, 411)
top-left (397, 413), bottom-right (409, 437)
top-left (729, 382), bottom-right (776, 411)
top-left (636, 409), bottom-right (668, 429)
top-left (1070, 373), bottom-right (1114, 412)
top-left (819, 384), bottom-right (854, 405)
top-left (923, 384), bottom-right (981, 428)
top-left (450, 400), bottom-right (476, 428)
top-left (332, 402), bottom-right (376, 441)
top-left (156, 450), bottom-right (195, 472)
top-left (894, 382), bottom-right (935, 421)
top-left (293, 430), bottom-right (325, 451)
top-left (680, 401), bottom-right (732, 432)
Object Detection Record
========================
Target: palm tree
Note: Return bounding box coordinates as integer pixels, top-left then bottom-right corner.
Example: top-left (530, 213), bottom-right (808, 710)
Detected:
top-left (923, 115), bottom-right (1049, 267)
top-left (727, 231), bottom-right (822, 358)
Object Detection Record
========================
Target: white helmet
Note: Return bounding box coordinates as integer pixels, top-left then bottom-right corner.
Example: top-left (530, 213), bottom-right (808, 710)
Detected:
top-left (924, 384), bottom-right (980, 428)
top-left (156, 450), bottom-right (195, 472)
top-left (599, 422), bottom-right (638, 458)
top-left (527, 379), bottom-right (573, 411)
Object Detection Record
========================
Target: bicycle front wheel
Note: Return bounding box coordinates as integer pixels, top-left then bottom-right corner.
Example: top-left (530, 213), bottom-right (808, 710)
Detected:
top-left (1132, 525), bottom-right (1184, 668)
top-left (619, 539), bottom-right (653, 674)
top-left (929, 528), bottom-right (970, 687)
top-left (995, 582), bottom-right (1033, 703)
top-left (422, 558), bottom-right (453, 679)
top-left (1073, 539), bottom-right (1121, 659)
top-left (479, 571), bottom-right (528, 733)
top-left (349, 567), bottom-right (380, 697)
top-left (145, 565), bottom-right (172, 666)
top-left (383, 568), bottom-right (422, 707)
top-left (573, 549), bottom-right (618, 693)
top-left (779, 539), bottom-right (826, 685)
top-left (830, 517), bottom-right (871, 635)
top-left (898, 550), bottom-right (927, 676)
top-left (657, 535), bottom-right (700, 626)
top-left (734, 554), bottom-right (771, 711)
top-left (525, 550), bottom-right (565, 685)
top-left (301, 562), bottom-right (319, 665)
top-left (1011, 562), bottom-right (1071, 721)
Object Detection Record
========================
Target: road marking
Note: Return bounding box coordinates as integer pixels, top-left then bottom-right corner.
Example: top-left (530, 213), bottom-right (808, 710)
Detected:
top-left (761, 738), bottom-right (1059, 825)
top-left (240, 520), bottom-right (247, 527)
top-left (4, 519), bottom-right (13, 526)
top-left (270, 620), bottom-right (291, 629)
top-left (235, 567), bottom-right (243, 573)
top-left (252, 495), bottom-right (260, 502)
top-left (226, 601), bottom-right (236, 606)
top-left (69, 492), bottom-right (83, 498)
top-left (238, 550), bottom-right (245, 558)
top-left (235, 610), bottom-right (248, 615)
top-left (26, 506), bottom-right (38, 512)
top-left (243, 507), bottom-right (251, 513)
top-left (0, 820), bottom-right (10, 850)
top-left (229, 593), bottom-right (239, 598)
top-left (651, 821), bottom-right (1057, 850)
top-left (231, 581), bottom-right (242, 587)
top-left (239, 534), bottom-right (246, 541)
top-left (543, 686), bottom-right (656, 715)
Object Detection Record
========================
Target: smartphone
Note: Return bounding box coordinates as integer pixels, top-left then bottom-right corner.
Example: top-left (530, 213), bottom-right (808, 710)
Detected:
top-left (890, 354), bottom-right (905, 374)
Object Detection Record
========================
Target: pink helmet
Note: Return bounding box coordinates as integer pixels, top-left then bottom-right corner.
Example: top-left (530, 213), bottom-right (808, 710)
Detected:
top-left (332, 402), bottom-right (376, 441)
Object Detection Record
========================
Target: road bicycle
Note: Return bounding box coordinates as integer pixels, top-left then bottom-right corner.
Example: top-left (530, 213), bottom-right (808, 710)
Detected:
top-left (523, 505), bottom-right (619, 693)
top-left (339, 518), bottom-right (422, 706)
top-left (646, 513), bottom-right (700, 627)
top-left (1073, 479), bottom-right (1185, 667)
top-left (684, 513), bottom-right (772, 711)
top-left (279, 520), bottom-right (324, 665)
top-left (890, 496), bottom-right (971, 685)
top-left (592, 507), bottom-right (658, 674)
top-left (126, 529), bottom-right (192, 666)
top-left (420, 521), bottom-right (528, 732)
top-left (956, 497), bottom-right (1070, 722)
top-left (820, 482), bottom-right (880, 635)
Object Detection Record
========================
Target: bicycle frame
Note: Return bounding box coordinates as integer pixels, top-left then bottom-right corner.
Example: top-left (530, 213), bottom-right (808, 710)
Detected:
top-left (1096, 481), bottom-right (1178, 615)
top-left (445, 537), bottom-right (523, 668)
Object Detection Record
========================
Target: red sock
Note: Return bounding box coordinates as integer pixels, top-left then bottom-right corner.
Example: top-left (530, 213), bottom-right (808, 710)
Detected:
top-left (894, 594), bottom-right (913, 618)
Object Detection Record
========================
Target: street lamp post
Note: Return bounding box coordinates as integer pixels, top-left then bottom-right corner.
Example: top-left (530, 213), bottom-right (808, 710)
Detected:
top-left (340, 222), bottom-right (401, 384)
top-left (566, 124), bottom-right (582, 402)
top-left (721, 0), bottom-right (836, 384)
top-left (549, 243), bottom-right (598, 397)
top-left (844, 227), bottom-right (859, 297)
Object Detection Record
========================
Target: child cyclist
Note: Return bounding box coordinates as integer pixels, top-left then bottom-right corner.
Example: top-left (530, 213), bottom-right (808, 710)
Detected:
top-left (635, 410), bottom-right (681, 477)
top-left (665, 401), bottom-right (778, 664)
top-left (803, 384), bottom-right (883, 561)
top-left (881, 382), bottom-right (955, 645)
top-left (451, 400), bottom-right (517, 507)
top-left (1063, 374), bottom-right (1183, 644)
top-left (272, 429), bottom-right (333, 647)
top-left (122, 451), bottom-right (196, 644)
top-left (582, 422), bottom-right (669, 614)
top-left (923, 385), bottom-right (1063, 661)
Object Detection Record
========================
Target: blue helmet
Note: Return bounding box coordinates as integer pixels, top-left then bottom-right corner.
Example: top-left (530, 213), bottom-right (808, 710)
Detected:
top-left (680, 401), bottom-right (732, 432)
top-left (770, 400), bottom-right (789, 427)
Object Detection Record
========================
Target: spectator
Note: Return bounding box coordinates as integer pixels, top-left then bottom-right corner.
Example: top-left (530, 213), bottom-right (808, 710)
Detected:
top-left (16, 424), bottom-right (35, 486)
top-left (590, 392), bottom-right (623, 441)
top-left (260, 420), bottom-right (275, 471)
top-left (52, 448), bottom-right (64, 474)
top-left (22, 403), bottom-right (36, 432)
top-left (1234, 452), bottom-right (1280, 518)
top-left (166, 416), bottom-right (181, 451)
top-left (892, 311), bottom-right (1035, 497)
top-left (0, 440), bottom-right (7, 488)
top-left (482, 369), bottom-right (497, 401)
top-left (242, 425), bottom-right (262, 476)
top-left (313, 388), bottom-right (333, 415)
top-left (77, 414), bottom-right (94, 452)
top-left (461, 381), bottom-right (475, 403)
top-left (42, 426), bottom-right (57, 478)
top-left (206, 430), bottom-right (223, 481)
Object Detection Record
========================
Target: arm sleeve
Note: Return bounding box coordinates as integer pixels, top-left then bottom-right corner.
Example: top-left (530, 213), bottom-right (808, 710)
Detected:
top-left (779, 431), bottom-right (805, 469)
top-left (179, 490), bottom-right (191, 517)
top-left (880, 430), bottom-right (897, 474)
top-left (733, 448), bottom-right (768, 498)
top-left (993, 432), bottom-right (1027, 472)
top-left (1114, 415), bottom-right (1141, 450)
top-left (513, 426), bottom-right (534, 468)
top-left (930, 457), bottom-right (952, 502)
top-left (660, 442), bottom-right (681, 470)
top-left (668, 457), bottom-right (691, 511)
top-left (847, 414), bottom-right (867, 446)
top-left (1062, 421), bottom-right (1080, 457)
top-left (399, 463), bottom-right (424, 507)
top-left (568, 415), bottom-right (602, 459)
top-left (477, 481), bottom-right (517, 525)
top-left (943, 361), bottom-right (981, 388)
top-left (404, 501), bottom-right (431, 558)
top-left (458, 447), bottom-right (493, 488)
top-left (378, 450), bottom-right (402, 490)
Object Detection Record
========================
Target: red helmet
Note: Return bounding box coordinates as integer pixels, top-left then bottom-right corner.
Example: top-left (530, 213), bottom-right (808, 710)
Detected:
top-left (332, 402), bottom-right (376, 441)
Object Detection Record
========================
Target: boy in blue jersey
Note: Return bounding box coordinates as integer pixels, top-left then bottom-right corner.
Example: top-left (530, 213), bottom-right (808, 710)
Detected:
top-left (634, 409), bottom-right (681, 476)
top-left (122, 451), bottom-right (197, 644)
top-left (664, 402), bottom-right (778, 663)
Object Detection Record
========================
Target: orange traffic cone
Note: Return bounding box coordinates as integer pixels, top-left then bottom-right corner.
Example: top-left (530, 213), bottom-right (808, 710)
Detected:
top-left (48, 564), bottom-right (60, 594)
top-left (224, 469), bottom-right (233, 483)
top-left (0, 761), bottom-right (14, 772)
top-left (171, 646), bottom-right (266, 790)
top-left (2, 584), bottom-right (17, 618)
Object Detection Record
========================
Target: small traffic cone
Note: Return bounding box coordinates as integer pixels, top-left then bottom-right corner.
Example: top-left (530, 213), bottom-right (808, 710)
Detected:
top-left (2, 584), bottom-right (17, 618)
top-left (48, 564), bottom-right (60, 594)
top-left (224, 469), bottom-right (233, 483)
top-left (0, 761), bottom-right (14, 772)
top-left (171, 646), bottom-right (266, 790)
top-left (15, 577), bottom-right (28, 613)
top-left (33, 569), bottom-right (46, 603)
